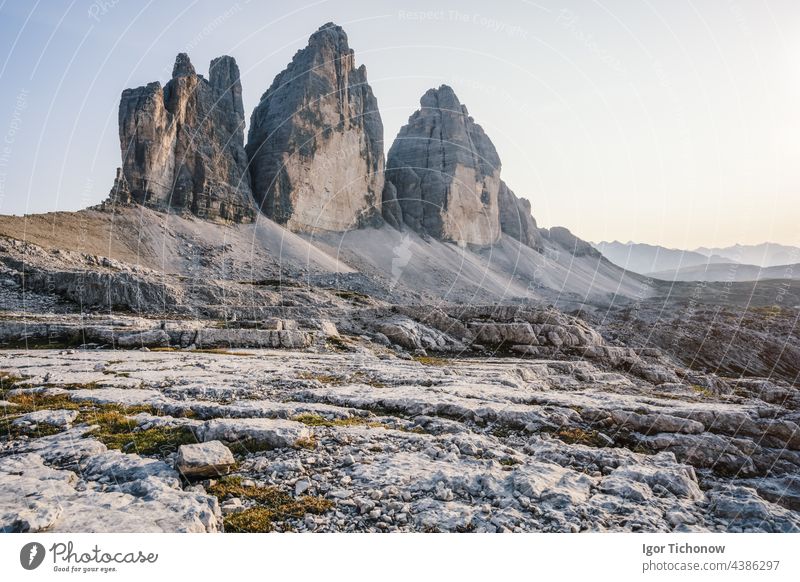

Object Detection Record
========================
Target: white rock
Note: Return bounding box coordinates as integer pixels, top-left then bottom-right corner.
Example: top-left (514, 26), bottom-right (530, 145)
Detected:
top-left (197, 418), bottom-right (311, 449)
top-left (12, 409), bottom-right (78, 428)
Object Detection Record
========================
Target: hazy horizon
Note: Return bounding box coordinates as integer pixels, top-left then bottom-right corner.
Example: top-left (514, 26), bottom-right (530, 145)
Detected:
top-left (0, 0), bottom-right (798, 248)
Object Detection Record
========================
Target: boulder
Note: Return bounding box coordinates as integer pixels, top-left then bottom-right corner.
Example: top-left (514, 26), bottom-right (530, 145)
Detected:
top-left (197, 418), bottom-right (311, 449)
top-left (176, 441), bottom-right (236, 479)
top-left (12, 409), bottom-right (78, 429)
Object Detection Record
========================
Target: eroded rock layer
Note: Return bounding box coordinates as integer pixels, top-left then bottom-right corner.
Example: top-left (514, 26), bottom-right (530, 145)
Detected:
top-left (246, 23), bottom-right (384, 233)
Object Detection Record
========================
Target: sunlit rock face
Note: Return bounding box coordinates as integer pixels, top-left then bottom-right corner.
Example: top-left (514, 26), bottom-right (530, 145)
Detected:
top-left (246, 23), bottom-right (385, 233)
top-left (111, 53), bottom-right (256, 223)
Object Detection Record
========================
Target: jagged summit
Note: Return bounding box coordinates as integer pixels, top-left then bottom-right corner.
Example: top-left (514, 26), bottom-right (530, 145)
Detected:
top-left (171, 52), bottom-right (196, 77)
top-left (103, 22), bottom-right (595, 262)
top-left (109, 53), bottom-right (255, 223)
top-left (245, 21), bottom-right (384, 233)
top-left (308, 21), bottom-right (350, 46)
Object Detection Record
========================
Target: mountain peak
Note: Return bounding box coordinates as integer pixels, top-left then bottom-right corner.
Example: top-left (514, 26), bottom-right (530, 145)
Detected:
top-left (172, 53), bottom-right (195, 78)
top-left (246, 21), bottom-right (384, 232)
top-left (308, 21), bottom-right (349, 50)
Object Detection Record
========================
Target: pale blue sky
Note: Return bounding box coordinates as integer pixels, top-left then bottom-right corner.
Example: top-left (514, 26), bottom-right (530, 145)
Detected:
top-left (0, 0), bottom-right (798, 248)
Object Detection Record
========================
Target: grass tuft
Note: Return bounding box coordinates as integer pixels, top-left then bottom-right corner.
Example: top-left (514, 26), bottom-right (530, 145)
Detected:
top-left (553, 427), bottom-right (611, 448)
top-left (292, 412), bottom-right (386, 429)
top-left (413, 355), bottom-right (451, 367)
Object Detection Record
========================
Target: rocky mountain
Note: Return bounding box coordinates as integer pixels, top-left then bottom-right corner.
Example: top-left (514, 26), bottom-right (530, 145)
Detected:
top-left (384, 84), bottom-right (550, 253)
top-left (593, 240), bottom-right (732, 275)
top-left (246, 23), bottom-right (384, 233)
top-left (497, 181), bottom-right (544, 252)
top-left (110, 53), bottom-right (256, 223)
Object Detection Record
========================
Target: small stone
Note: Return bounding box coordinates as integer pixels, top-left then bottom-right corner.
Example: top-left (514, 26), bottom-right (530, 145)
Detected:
top-left (221, 498), bottom-right (244, 515)
top-left (329, 489), bottom-right (353, 499)
top-left (295, 479), bottom-right (311, 496)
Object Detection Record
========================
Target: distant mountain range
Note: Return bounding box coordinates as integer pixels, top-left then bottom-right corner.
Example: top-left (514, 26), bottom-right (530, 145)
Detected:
top-left (648, 262), bottom-right (800, 282)
top-left (592, 241), bottom-right (731, 275)
top-left (593, 240), bottom-right (800, 282)
top-left (694, 243), bottom-right (800, 268)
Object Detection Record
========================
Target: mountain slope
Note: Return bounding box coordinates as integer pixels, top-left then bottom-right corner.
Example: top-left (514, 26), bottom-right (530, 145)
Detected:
top-left (0, 206), bottom-right (647, 308)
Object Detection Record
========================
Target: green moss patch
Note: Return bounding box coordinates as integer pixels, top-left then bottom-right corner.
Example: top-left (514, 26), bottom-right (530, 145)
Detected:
top-left (292, 412), bottom-right (386, 429)
top-left (553, 427), bottom-right (610, 448)
top-left (413, 355), bottom-right (451, 367)
top-left (0, 416), bottom-right (63, 439)
top-left (1, 389), bottom-right (195, 456)
top-left (83, 408), bottom-right (197, 456)
top-left (296, 371), bottom-right (342, 384)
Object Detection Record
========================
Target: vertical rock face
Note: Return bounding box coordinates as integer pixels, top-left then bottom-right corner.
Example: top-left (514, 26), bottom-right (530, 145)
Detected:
top-left (385, 85), bottom-right (502, 246)
top-left (246, 22), bottom-right (384, 233)
top-left (111, 53), bottom-right (255, 223)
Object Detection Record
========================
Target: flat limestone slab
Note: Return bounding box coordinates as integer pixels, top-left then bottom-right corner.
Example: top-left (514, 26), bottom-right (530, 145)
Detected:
top-left (197, 418), bottom-right (311, 449)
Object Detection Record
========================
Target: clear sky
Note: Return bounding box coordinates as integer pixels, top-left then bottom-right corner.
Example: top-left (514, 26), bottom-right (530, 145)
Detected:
top-left (0, 0), bottom-right (798, 248)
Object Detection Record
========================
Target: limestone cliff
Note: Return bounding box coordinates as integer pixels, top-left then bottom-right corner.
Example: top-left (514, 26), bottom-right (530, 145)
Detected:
top-left (110, 53), bottom-right (255, 223)
top-left (246, 22), bottom-right (384, 233)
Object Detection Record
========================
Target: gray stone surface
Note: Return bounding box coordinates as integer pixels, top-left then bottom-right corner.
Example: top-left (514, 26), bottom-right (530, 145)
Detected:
top-left (1, 347), bottom-right (798, 532)
top-left (0, 451), bottom-right (220, 533)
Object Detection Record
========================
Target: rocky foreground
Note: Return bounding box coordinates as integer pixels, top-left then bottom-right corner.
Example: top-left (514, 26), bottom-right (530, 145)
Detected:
top-left (2, 342), bottom-right (799, 533)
